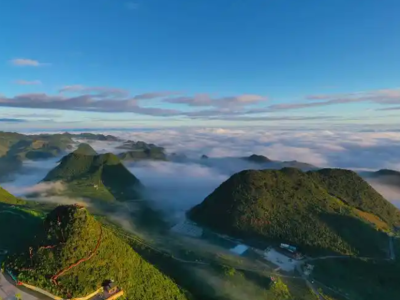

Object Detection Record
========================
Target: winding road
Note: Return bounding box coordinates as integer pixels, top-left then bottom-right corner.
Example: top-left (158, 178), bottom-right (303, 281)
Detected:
top-left (0, 272), bottom-right (41, 300)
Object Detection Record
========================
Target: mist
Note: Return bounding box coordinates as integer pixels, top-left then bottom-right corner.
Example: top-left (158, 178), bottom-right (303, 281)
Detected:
top-left (126, 160), bottom-right (228, 224)
top-left (2, 132), bottom-right (400, 222)
top-left (367, 178), bottom-right (400, 209)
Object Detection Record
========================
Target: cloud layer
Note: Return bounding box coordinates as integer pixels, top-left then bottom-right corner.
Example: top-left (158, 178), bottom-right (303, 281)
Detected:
top-left (270, 89), bottom-right (400, 111)
top-left (164, 94), bottom-right (267, 107)
top-left (2, 127), bottom-right (399, 226)
top-left (1, 87), bottom-right (399, 122)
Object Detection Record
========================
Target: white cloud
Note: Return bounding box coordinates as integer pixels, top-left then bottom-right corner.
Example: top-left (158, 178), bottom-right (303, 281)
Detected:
top-left (15, 80), bottom-right (42, 85)
top-left (10, 58), bottom-right (47, 67)
top-left (164, 94), bottom-right (267, 108)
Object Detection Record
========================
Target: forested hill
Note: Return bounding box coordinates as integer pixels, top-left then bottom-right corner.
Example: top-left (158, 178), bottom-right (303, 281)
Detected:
top-left (43, 152), bottom-right (143, 201)
top-left (5, 205), bottom-right (188, 300)
top-left (188, 168), bottom-right (400, 256)
top-left (0, 185), bottom-right (25, 205)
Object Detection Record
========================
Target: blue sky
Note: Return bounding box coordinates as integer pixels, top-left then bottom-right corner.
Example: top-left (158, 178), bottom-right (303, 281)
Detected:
top-left (0, 0), bottom-right (399, 129)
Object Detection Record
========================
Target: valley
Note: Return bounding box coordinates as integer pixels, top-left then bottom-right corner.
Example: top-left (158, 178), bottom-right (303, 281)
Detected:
top-left (0, 131), bottom-right (399, 300)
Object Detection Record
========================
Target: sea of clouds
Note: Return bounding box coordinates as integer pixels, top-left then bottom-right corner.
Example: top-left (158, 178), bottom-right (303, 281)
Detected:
top-left (2, 127), bottom-right (400, 216)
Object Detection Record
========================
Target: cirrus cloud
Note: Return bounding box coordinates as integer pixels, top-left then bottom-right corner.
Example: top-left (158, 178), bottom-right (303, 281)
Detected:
top-left (9, 58), bottom-right (49, 67)
top-left (15, 80), bottom-right (42, 85)
top-left (269, 89), bottom-right (400, 111)
top-left (164, 94), bottom-right (267, 107)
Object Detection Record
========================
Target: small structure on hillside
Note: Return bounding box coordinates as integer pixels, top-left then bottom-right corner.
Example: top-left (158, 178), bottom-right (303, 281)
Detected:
top-left (230, 244), bottom-right (249, 256)
top-left (261, 248), bottom-right (297, 272)
top-left (102, 280), bottom-right (124, 300)
top-left (280, 243), bottom-right (303, 259)
top-left (280, 243), bottom-right (297, 253)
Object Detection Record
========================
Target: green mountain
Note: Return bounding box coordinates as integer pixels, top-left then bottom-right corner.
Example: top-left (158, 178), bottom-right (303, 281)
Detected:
top-left (0, 156), bottom-right (23, 181)
top-left (73, 143), bottom-right (98, 155)
top-left (0, 131), bottom-right (74, 161)
top-left (5, 205), bottom-right (188, 300)
top-left (62, 132), bottom-right (120, 141)
top-left (361, 169), bottom-right (400, 189)
top-left (116, 140), bottom-right (164, 151)
top-left (188, 168), bottom-right (400, 256)
top-left (43, 152), bottom-right (143, 201)
top-left (118, 149), bottom-right (167, 162)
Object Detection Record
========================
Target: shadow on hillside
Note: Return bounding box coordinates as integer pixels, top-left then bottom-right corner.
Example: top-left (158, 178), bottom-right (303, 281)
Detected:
top-left (101, 163), bottom-right (143, 200)
top-left (320, 212), bottom-right (388, 258)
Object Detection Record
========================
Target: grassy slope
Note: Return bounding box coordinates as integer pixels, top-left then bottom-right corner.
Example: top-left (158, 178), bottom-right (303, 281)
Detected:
top-left (73, 143), bottom-right (98, 155)
top-left (6, 206), bottom-right (187, 300)
top-left (43, 153), bottom-right (143, 201)
top-left (189, 168), bottom-right (395, 256)
top-left (0, 186), bottom-right (25, 205)
top-left (308, 168), bottom-right (400, 226)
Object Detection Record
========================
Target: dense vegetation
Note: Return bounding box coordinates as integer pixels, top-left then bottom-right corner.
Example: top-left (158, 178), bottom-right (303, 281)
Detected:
top-left (43, 152), bottom-right (143, 201)
top-left (189, 168), bottom-right (399, 256)
top-left (308, 168), bottom-right (400, 227)
top-left (118, 148), bottom-right (167, 161)
top-left (313, 253), bottom-right (400, 300)
top-left (117, 140), bottom-right (163, 151)
top-left (0, 131), bottom-right (74, 160)
top-left (0, 204), bottom-right (44, 253)
top-left (62, 132), bottom-right (120, 141)
top-left (6, 205), bottom-right (187, 299)
top-left (0, 131), bottom-right (76, 181)
top-left (72, 143), bottom-right (98, 155)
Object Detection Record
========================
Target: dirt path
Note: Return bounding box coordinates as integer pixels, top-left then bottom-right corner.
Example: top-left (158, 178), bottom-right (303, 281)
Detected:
top-left (295, 263), bottom-right (326, 300)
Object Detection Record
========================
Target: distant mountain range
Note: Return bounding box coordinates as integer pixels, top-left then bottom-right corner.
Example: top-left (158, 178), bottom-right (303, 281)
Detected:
top-left (361, 169), bottom-right (400, 188)
top-left (62, 132), bottom-right (121, 141)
